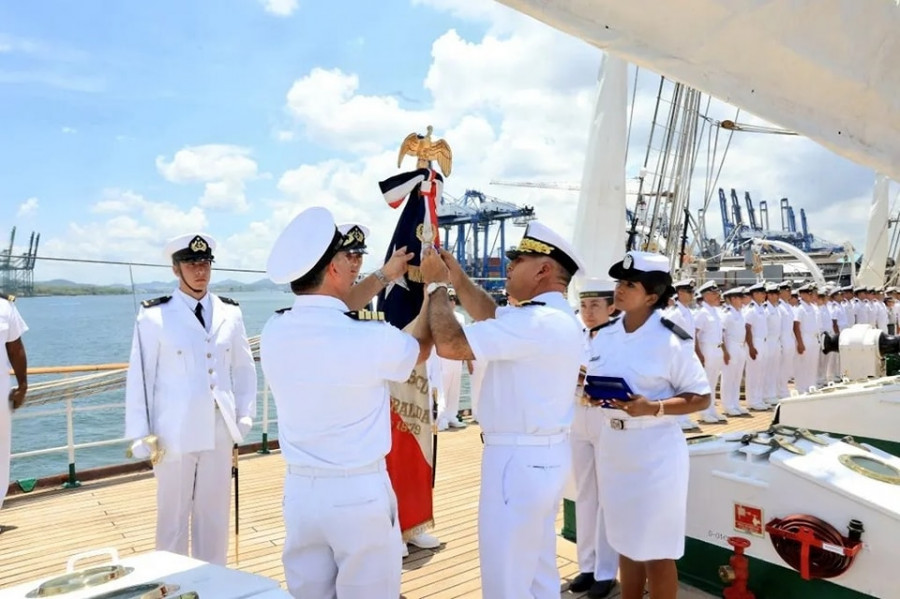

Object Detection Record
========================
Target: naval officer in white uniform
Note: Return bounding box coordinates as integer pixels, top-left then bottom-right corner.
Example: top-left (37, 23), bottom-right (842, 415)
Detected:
top-left (420, 221), bottom-right (585, 599)
top-left (694, 281), bottom-right (726, 423)
top-left (124, 233), bottom-right (257, 565)
top-left (592, 251), bottom-right (710, 599)
top-left (1, 292), bottom-right (28, 515)
top-left (665, 279), bottom-right (700, 431)
top-left (720, 287), bottom-right (748, 416)
top-left (742, 282), bottom-right (769, 411)
top-left (793, 283), bottom-right (821, 393)
top-left (569, 278), bottom-right (619, 598)
top-left (260, 207), bottom-right (432, 598)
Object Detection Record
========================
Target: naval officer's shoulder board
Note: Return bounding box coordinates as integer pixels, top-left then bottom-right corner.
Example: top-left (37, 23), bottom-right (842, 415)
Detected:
top-left (141, 295), bottom-right (172, 309)
top-left (0, 291), bottom-right (15, 302)
top-left (345, 309), bottom-right (386, 322)
top-left (219, 296), bottom-right (240, 306)
top-left (274, 307), bottom-right (291, 315)
top-left (660, 316), bottom-right (693, 340)
top-left (589, 316), bottom-right (620, 334)
top-left (515, 300), bottom-right (546, 308)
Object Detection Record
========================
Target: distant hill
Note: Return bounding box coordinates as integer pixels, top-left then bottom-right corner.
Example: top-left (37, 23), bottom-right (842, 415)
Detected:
top-left (31, 277), bottom-right (282, 297)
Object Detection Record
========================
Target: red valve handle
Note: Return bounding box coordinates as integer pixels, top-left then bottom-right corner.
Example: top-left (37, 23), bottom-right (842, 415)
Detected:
top-left (728, 536), bottom-right (751, 549)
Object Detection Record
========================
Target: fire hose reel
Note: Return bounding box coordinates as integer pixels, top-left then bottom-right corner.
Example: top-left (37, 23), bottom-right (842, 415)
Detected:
top-left (765, 515), bottom-right (864, 580)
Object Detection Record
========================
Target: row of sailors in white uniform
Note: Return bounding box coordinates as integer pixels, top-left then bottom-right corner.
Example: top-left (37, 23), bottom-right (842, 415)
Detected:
top-left (662, 281), bottom-right (897, 426)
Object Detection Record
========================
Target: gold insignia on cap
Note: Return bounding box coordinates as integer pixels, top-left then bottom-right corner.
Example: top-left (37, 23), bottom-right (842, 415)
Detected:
top-left (341, 227), bottom-right (365, 247)
top-left (518, 237), bottom-right (554, 255)
top-left (623, 254), bottom-right (634, 269)
top-left (190, 236), bottom-right (209, 252)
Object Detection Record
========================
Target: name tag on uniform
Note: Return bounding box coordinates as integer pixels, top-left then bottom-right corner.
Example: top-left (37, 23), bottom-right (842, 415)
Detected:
top-left (584, 376), bottom-right (634, 408)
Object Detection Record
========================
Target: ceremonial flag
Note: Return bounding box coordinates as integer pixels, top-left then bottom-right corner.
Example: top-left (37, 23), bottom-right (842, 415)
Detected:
top-left (378, 167), bottom-right (443, 539)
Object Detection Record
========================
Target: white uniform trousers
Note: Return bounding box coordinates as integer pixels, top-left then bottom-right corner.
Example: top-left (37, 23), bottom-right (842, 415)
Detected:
top-left (282, 463), bottom-right (401, 599)
top-left (720, 344), bottom-right (746, 414)
top-left (438, 357), bottom-right (463, 427)
top-left (777, 341), bottom-right (796, 399)
top-left (817, 345), bottom-right (828, 386)
top-left (0, 397), bottom-right (10, 510)
top-left (744, 343), bottom-right (768, 409)
top-left (571, 406), bottom-right (618, 580)
top-left (826, 351), bottom-right (840, 382)
top-left (479, 441), bottom-right (570, 599)
top-left (794, 338), bottom-right (820, 394)
top-left (153, 411), bottom-right (233, 565)
top-left (763, 340), bottom-right (781, 402)
top-left (698, 345), bottom-right (724, 420)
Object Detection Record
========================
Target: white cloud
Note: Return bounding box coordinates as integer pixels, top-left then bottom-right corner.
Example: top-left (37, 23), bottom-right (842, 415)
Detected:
top-left (258, 0), bottom-right (298, 17)
top-left (17, 197), bottom-right (38, 217)
top-left (61, 126), bottom-right (77, 134)
top-left (156, 145), bottom-right (257, 212)
top-left (275, 129), bottom-right (295, 141)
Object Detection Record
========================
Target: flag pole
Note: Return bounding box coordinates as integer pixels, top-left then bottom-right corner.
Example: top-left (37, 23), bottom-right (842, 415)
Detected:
top-left (232, 444), bottom-right (240, 565)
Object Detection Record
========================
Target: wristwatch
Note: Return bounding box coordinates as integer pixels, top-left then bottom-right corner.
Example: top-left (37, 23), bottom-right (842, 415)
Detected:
top-left (426, 282), bottom-right (449, 296)
top-left (373, 268), bottom-right (390, 286)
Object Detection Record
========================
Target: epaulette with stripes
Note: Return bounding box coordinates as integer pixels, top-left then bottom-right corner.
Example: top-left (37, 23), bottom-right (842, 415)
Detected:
top-left (345, 309), bottom-right (386, 321)
top-left (516, 300), bottom-right (546, 308)
top-left (661, 317), bottom-right (692, 340)
top-left (141, 296), bottom-right (172, 308)
top-left (219, 296), bottom-right (239, 306)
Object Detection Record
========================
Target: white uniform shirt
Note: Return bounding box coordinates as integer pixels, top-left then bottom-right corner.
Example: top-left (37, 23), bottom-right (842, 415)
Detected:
top-left (590, 311), bottom-right (710, 416)
top-left (778, 299), bottom-right (796, 344)
top-left (260, 295), bottom-right (418, 469)
top-left (464, 291), bottom-right (583, 435)
top-left (721, 305), bottom-right (746, 351)
top-left (830, 300), bottom-right (848, 331)
top-left (794, 300), bottom-right (820, 344)
top-left (874, 300), bottom-right (889, 332)
top-left (665, 301), bottom-right (695, 335)
top-left (694, 304), bottom-right (724, 348)
top-left (743, 301), bottom-right (768, 346)
top-left (764, 301), bottom-right (781, 345)
top-left (1, 298), bottom-right (28, 399)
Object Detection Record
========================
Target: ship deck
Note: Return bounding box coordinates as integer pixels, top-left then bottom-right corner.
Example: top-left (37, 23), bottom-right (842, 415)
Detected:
top-left (0, 411), bottom-right (775, 597)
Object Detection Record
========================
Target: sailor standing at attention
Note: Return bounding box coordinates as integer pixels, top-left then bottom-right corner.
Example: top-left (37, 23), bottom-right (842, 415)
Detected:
top-left (776, 282), bottom-right (797, 399)
top-left (124, 233), bottom-right (257, 565)
top-left (792, 283), bottom-right (821, 394)
top-left (260, 207), bottom-right (431, 598)
top-left (742, 282), bottom-right (770, 411)
top-left (0, 292), bottom-right (28, 516)
top-left (762, 284), bottom-right (783, 406)
top-left (720, 288), bottom-right (749, 416)
top-left (665, 279), bottom-right (700, 431)
top-left (569, 278), bottom-right (619, 599)
top-left (694, 281), bottom-right (727, 423)
top-left (592, 251), bottom-right (710, 599)
top-left (420, 221), bottom-right (585, 599)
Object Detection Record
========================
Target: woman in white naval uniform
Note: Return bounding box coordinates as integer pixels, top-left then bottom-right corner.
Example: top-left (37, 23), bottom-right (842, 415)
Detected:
top-left (568, 279), bottom-right (619, 598)
top-left (742, 283), bottom-right (769, 411)
top-left (261, 207), bottom-right (431, 598)
top-left (694, 281), bottom-right (726, 423)
top-left (0, 293), bottom-right (28, 513)
top-left (591, 251), bottom-right (710, 599)
top-left (720, 288), bottom-right (749, 416)
top-left (793, 283), bottom-right (821, 393)
top-left (421, 221), bottom-right (585, 599)
top-left (124, 233), bottom-right (257, 566)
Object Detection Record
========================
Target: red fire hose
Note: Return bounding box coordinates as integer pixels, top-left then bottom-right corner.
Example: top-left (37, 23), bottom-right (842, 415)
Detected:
top-left (765, 515), bottom-right (864, 580)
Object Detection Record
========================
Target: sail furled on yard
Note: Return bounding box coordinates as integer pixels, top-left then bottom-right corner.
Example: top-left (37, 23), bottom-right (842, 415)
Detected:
top-left (857, 175), bottom-right (891, 288)
top-left (495, 0), bottom-right (900, 180)
top-left (572, 53), bottom-right (628, 280)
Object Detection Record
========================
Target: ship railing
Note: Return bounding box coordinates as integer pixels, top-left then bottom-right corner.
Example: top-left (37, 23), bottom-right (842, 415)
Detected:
top-left (9, 362), bottom-right (280, 490)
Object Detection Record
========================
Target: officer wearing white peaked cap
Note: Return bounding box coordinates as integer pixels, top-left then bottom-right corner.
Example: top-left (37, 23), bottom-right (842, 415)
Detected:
top-left (260, 206), bottom-right (432, 598)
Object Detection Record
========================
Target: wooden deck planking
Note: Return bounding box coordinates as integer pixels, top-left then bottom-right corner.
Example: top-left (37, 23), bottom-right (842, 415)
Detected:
top-left (0, 410), bottom-right (774, 596)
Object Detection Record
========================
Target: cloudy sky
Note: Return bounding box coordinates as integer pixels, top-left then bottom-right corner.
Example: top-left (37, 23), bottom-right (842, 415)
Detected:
top-left (1, 0), bottom-right (894, 284)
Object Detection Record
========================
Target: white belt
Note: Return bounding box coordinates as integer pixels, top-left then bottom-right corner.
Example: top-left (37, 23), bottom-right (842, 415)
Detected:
top-left (480, 432), bottom-right (569, 446)
top-left (602, 417), bottom-right (672, 431)
top-left (287, 460), bottom-right (385, 478)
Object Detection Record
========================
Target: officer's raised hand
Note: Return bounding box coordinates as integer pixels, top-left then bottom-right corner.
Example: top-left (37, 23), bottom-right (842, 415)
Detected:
top-left (382, 245), bottom-right (415, 280)
top-left (437, 249), bottom-right (465, 284)
top-left (421, 247), bottom-right (450, 284)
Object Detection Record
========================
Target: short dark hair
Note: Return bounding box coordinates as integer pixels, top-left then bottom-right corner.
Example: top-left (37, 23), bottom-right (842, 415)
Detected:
top-left (290, 263), bottom-right (328, 294)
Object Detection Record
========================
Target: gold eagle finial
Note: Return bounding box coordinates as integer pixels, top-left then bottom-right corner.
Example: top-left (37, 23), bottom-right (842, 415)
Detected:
top-left (397, 125), bottom-right (453, 177)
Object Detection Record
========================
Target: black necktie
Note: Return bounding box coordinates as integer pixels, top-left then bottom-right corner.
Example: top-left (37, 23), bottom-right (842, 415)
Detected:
top-left (194, 302), bottom-right (205, 329)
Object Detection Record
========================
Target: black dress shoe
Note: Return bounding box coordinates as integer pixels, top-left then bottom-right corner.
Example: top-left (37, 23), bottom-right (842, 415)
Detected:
top-left (568, 572), bottom-right (595, 593)
top-left (587, 579), bottom-right (616, 599)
